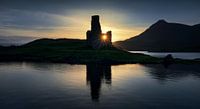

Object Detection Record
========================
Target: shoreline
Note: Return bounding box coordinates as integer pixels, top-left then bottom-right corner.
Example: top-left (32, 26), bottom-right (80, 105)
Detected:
top-left (0, 38), bottom-right (199, 65)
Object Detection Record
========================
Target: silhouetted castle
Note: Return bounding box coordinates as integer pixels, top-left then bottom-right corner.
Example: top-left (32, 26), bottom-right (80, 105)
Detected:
top-left (86, 15), bottom-right (112, 48)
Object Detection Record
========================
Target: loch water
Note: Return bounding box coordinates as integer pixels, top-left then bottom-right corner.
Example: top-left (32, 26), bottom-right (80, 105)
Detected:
top-left (129, 51), bottom-right (200, 59)
top-left (0, 62), bottom-right (200, 109)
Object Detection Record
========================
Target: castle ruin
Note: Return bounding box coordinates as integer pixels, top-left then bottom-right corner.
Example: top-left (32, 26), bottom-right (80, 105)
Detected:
top-left (86, 15), bottom-right (112, 48)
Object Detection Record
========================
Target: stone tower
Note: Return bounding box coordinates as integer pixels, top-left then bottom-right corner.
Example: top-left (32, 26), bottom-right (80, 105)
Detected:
top-left (86, 15), bottom-right (112, 48)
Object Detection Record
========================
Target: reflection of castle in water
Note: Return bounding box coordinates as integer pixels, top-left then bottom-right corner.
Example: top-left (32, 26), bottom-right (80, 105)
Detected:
top-left (86, 64), bottom-right (111, 101)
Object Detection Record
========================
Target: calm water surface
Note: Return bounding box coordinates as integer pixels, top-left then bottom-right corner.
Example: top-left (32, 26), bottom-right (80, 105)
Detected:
top-left (129, 51), bottom-right (200, 59)
top-left (0, 62), bottom-right (200, 109)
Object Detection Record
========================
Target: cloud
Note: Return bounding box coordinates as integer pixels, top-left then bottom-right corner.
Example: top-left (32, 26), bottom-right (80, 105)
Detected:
top-left (0, 0), bottom-right (200, 42)
top-left (0, 7), bottom-right (145, 41)
top-left (0, 8), bottom-right (72, 29)
top-left (0, 8), bottom-right (88, 38)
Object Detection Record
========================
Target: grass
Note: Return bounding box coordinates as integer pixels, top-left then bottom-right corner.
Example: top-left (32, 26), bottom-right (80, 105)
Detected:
top-left (0, 38), bottom-right (161, 64)
top-left (0, 38), bottom-right (199, 64)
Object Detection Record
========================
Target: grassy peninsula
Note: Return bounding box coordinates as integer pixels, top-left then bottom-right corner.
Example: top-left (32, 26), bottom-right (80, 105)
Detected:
top-left (0, 38), bottom-right (161, 64)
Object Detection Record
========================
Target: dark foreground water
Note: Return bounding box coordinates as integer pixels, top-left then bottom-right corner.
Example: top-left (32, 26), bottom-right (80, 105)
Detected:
top-left (0, 63), bottom-right (200, 109)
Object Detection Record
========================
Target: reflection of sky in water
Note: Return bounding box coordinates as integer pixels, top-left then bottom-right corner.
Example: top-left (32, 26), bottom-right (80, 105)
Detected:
top-left (130, 51), bottom-right (200, 59)
top-left (0, 63), bottom-right (200, 109)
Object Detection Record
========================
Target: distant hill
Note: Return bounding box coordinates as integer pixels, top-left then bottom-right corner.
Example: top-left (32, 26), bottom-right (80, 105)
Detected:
top-left (22, 38), bottom-right (89, 50)
top-left (114, 20), bottom-right (200, 52)
top-left (0, 36), bottom-right (36, 46)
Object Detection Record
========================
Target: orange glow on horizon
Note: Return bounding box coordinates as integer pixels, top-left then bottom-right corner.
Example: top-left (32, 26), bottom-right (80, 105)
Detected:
top-left (1, 10), bottom-right (146, 42)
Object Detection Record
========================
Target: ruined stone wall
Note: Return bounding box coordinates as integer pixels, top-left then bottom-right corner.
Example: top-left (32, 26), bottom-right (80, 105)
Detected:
top-left (86, 15), bottom-right (112, 48)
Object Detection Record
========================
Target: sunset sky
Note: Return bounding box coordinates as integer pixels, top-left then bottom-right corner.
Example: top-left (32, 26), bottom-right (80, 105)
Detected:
top-left (0, 0), bottom-right (200, 42)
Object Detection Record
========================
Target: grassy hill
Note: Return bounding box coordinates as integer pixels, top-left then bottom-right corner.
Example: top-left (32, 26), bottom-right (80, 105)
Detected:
top-left (0, 38), bottom-right (161, 64)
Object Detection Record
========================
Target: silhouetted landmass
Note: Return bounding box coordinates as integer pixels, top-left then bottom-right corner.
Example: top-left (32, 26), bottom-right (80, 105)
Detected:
top-left (114, 20), bottom-right (200, 52)
top-left (0, 38), bottom-right (161, 64)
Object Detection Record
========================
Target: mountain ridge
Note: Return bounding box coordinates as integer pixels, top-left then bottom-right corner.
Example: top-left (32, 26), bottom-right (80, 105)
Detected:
top-left (114, 20), bottom-right (200, 52)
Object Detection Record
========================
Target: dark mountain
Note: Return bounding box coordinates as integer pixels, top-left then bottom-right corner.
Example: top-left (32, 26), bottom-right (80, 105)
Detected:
top-left (114, 20), bottom-right (200, 52)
